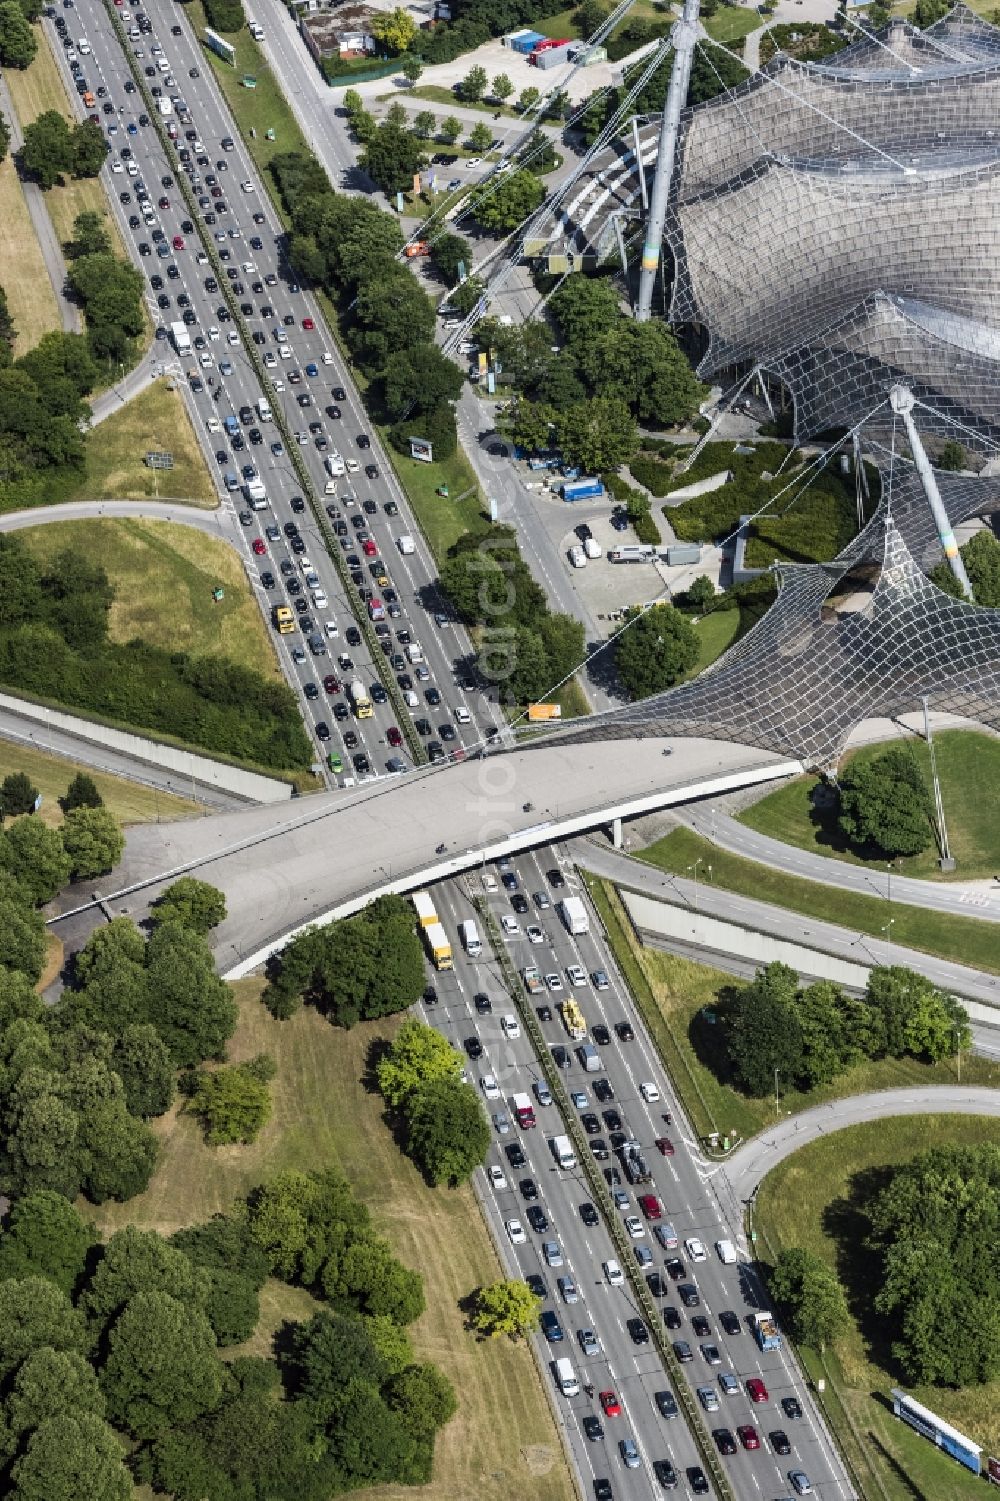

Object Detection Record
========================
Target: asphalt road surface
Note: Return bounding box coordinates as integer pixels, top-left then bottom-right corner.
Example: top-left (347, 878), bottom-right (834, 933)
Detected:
top-left (422, 850), bottom-right (855, 1501)
top-left (51, 0), bottom-right (504, 791)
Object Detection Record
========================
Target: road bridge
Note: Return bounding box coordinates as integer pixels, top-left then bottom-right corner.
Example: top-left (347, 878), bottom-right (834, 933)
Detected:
top-left (52, 736), bottom-right (799, 974)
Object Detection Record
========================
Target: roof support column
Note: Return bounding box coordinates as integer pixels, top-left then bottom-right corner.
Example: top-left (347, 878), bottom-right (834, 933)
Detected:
top-left (888, 385), bottom-right (974, 600)
top-left (636, 0), bottom-right (700, 323)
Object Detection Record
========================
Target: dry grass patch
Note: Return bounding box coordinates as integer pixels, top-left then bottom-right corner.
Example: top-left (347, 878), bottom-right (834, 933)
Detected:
top-left (70, 381), bottom-right (216, 505)
top-left (0, 156), bottom-right (60, 353)
top-left (93, 988), bottom-right (573, 1501)
top-left (21, 516), bottom-right (279, 680)
top-left (0, 736), bottom-right (199, 826)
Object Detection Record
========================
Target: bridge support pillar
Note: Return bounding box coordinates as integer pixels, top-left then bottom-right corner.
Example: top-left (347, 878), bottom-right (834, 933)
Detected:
top-left (610, 817), bottom-right (623, 848)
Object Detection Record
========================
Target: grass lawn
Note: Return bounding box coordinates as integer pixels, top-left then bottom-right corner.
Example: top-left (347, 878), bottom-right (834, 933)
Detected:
top-left (637, 825), bottom-right (1000, 975)
top-left (552, 675), bottom-right (591, 718)
top-left (583, 875), bottom-right (998, 1144)
top-left (684, 608), bottom-right (740, 679)
top-left (185, 1), bottom-right (312, 181)
top-left (386, 439), bottom-right (487, 562)
top-left (740, 730), bottom-right (1000, 884)
top-left (703, 5), bottom-right (760, 46)
top-left (95, 987), bottom-right (574, 1501)
top-left (21, 517), bottom-right (281, 681)
top-left (405, 84), bottom-right (520, 120)
top-left (0, 156), bottom-right (60, 354)
top-left (0, 738), bottom-right (198, 827)
top-left (755, 1115), bottom-right (1000, 1501)
top-left (67, 381), bottom-right (216, 506)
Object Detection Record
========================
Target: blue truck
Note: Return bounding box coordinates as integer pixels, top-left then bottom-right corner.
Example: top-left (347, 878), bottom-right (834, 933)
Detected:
top-left (561, 478), bottom-right (604, 502)
top-left (223, 414), bottom-right (240, 439)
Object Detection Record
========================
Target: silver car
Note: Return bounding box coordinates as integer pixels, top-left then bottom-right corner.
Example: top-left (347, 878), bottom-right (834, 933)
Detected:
top-left (619, 1437), bottom-right (641, 1470)
top-left (543, 1240), bottom-right (563, 1267)
top-left (558, 1275), bottom-right (579, 1304)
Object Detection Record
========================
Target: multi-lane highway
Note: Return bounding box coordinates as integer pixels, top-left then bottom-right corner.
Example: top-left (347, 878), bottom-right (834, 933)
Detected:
top-left (48, 0), bottom-right (503, 787)
top-left (421, 851), bottom-right (854, 1501)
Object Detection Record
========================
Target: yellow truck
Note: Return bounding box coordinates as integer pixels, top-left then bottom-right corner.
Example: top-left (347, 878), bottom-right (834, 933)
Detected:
top-left (271, 604), bottom-right (295, 634)
top-left (424, 921), bottom-right (452, 971)
top-left (560, 998), bottom-right (586, 1040)
top-left (412, 891), bottom-right (438, 928)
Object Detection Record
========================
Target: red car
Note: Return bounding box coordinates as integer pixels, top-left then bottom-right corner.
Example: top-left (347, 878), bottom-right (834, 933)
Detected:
top-left (387, 726), bottom-right (402, 747)
top-left (172, 234), bottom-right (184, 250)
top-left (302, 316), bottom-right (315, 330)
top-left (638, 1193), bottom-right (662, 1221)
top-left (655, 1137), bottom-right (675, 1156)
top-left (746, 1378), bottom-right (769, 1404)
top-left (323, 674), bottom-right (341, 694)
top-left (251, 537), bottom-right (266, 555)
top-left (737, 1425), bottom-right (760, 1451)
top-left (599, 1390), bottom-right (621, 1418)
top-left (362, 538), bottom-right (377, 557)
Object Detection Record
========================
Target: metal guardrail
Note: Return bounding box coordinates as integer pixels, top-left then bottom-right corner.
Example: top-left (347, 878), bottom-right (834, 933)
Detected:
top-left (98, 0), bottom-right (425, 769)
top-left (472, 895), bottom-right (737, 1501)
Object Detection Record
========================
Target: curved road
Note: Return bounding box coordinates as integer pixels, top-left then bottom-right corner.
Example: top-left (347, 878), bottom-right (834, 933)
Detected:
top-left (0, 498), bottom-right (236, 542)
top-left (721, 1086), bottom-right (1000, 1202)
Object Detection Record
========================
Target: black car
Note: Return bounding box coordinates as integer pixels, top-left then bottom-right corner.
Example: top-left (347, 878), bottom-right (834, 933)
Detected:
top-left (525, 1205), bottom-right (548, 1233)
top-left (333, 386), bottom-right (346, 400)
top-left (692, 1316), bottom-right (711, 1338)
top-left (249, 427), bottom-right (262, 445)
top-left (592, 1024), bottom-right (611, 1046)
top-left (672, 1340), bottom-right (693, 1363)
top-left (647, 1272), bottom-right (666, 1298)
top-left (580, 1201), bottom-right (599, 1226)
top-left (525, 1273), bottom-right (546, 1299)
top-left (464, 1036), bottom-right (483, 1059)
top-left (365, 463), bottom-right (379, 479)
top-left (333, 702), bottom-right (349, 721)
top-left (506, 1142), bottom-right (526, 1169)
top-left (594, 1482), bottom-right (612, 1501)
top-left (655, 1389), bottom-right (678, 1419)
top-left (602, 1109), bottom-right (622, 1132)
top-left (511, 893), bottom-right (529, 914)
top-left (713, 1429), bottom-right (736, 1456)
top-left (687, 1471), bottom-right (709, 1498)
top-left (547, 868), bottom-right (565, 888)
top-left (627, 1318), bottom-right (649, 1346)
top-left (665, 1258), bottom-right (686, 1281)
top-left (781, 1397), bottom-right (803, 1420)
top-left (259, 571), bottom-right (274, 589)
top-left (603, 1166), bottom-right (621, 1187)
top-left (615, 1021), bottom-right (635, 1041)
top-left (519, 1178), bottom-right (538, 1202)
top-left (536, 1005), bottom-right (552, 1023)
top-left (583, 1415), bottom-right (605, 1443)
top-left (304, 682), bottom-right (319, 700)
top-left (662, 1305), bottom-right (682, 1330)
top-left (314, 722), bottom-right (330, 742)
top-left (580, 1113), bottom-right (600, 1135)
top-left (589, 1138), bottom-right (609, 1160)
top-left (679, 1284), bottom-right (701, 1308)
top-left (343, 730), bottom-right (358, 750)
top-left (551, 1046), bottom-right (569, 1069)
top-left (652, 1459), bottom-right (677, 1491)
top-left (345, 626), bottom-right (361, 647)
top-left (719, 1310), bottom-right (742, 1337)
top-left (594, 1078), bottom-right (615, 1102)
top-left (353, 753), bottom-right (371, 775)
top-left (769, 1430), bottom-right (791, 1455)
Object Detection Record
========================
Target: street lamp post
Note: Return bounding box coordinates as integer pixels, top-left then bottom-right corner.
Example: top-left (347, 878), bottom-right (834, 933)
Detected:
top-left (686, 858), bottom-right (702, 906)
top-left (774, 1066), bottom-right (780, 1119)
top-left (881, 917), bottom-right (895, 962)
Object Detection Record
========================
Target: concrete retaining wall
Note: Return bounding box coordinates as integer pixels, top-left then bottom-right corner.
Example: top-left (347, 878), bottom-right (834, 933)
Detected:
top-left (0, 692), bottom-right (292, 804)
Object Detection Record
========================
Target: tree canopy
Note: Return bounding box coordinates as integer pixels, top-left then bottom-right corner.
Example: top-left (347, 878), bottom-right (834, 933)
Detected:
top-left (837, 746), bottom-right (932, 858)
top-left (615, 604), bottom-right (698, 699)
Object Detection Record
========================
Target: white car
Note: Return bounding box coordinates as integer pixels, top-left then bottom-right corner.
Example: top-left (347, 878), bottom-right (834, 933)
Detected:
top-left (624, 1216), bottom-right (646, 1239)
top-left (208, 325), bottom-right (220, 341)
top-left (111, 161), bottom-right (124, 174)
top-left (685, 1237), bottom-right (708, 1263)
top-left (500, 915), bottom-right (520, 936)
top-left (506, 1218), bottom-right (526, 1245)
top-left (480, 1074), bottom-right (500, 1101)
top-left (321, 351), bottom-right (334, 364)
top-left (544, 973), bottom-right (563, 993)
top-left (199, 352), bottom-right (212, 368)
top-left (464, 157), bottom-right (481, 168)
top-left (263, 351), bottom-right (277, 368)
top-left (566, 964), bottom-right (587, 987)
top-left (279, 344), bottom-right (294, 360)
top-left (227, 330), bottom-right (239, 345)
top-left (241, 180), bottom-right (255, 193)
top-left (526, 925), bottom-right (544, 945)
top-left (640, 1081), bottom-right (660, 1103)
top-left (500, 1014), bottom-right (521, 1040)
top-left (346, 457), bottom-right (360, 473)
top-left (488, 1164), bottom-right (508, 1191)
top-left (455, 706), bottom-right (471, 723)
top-left (603, 1258), bottom-right (625, 1286)
top-left (323, 619), bottom-right (339, 638)
top-left (481, 872), bottom-right (498, 892)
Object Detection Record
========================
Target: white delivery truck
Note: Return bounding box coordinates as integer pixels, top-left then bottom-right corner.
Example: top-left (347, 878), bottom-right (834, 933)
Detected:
top-left (158, 97), bottom-right (173, 116)
top-left (405, 641), bottom-right (424, 664)
top-left (256, 396), bottom-right (272, 422)
top-left (558, 896), bottom-right (589, 936)
top-left (244, 477), bottom-right (267, 507)
top-left (397, 534), bottom-right (415, 555)
top-left (715, 1238), bottom-right (738, 1265)
top-left (170, 320), bottom-right (191, 355)
top-left (550, 1134), bottom-right (577, 1170)
top-left (459, 919), bottom-right (482, 957)
top-left (583, 537), bottom-right (602, 559)
top-left (553, 1357), bottom-right (580, 1397)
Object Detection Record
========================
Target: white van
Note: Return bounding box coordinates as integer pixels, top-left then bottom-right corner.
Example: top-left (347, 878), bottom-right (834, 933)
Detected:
top-left (552, 1357), bottom-right (580, 1397)
top-left (459, 919), bottom-right (482, 957)
top-left (715, 1238), bottom-right (738, 1265)
top-left (256, 396), bottom-right (272, 422)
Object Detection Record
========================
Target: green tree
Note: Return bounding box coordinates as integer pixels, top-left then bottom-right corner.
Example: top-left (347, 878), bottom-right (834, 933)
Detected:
top-left (190, 1058), bottom-right (274, 1145)
top-left (143, 921), bottom-right (238, 1067)
top-left (912, 0), bottom-right (948, 24)
top-left (372, 6), bottom-right (417, 52)
top-left (0, 111), bottom-right (10, 166)
top-left (491, 72), bottom-right (514, 103)
top-left (0, 817), bottom-right (72, 904)
top-left (59, 772), bottom-right (103, 812)
top-left (0, 899), bottom-right (46, 982)
top-left (0, 1), bottom-right (37, 68)
top-left (460, 64), bottom-right (488, 101)
top-left (151, 877), bottom-right (227, 934)
top-left (21, 110), bottom-right (73, 187)
top-left (382, 342), bottom-right (463, 419)
top-left (405, 1076), bottom-right (490, 1186)
top-left (575, 0), bottom-right (610, 31)
top-left (65, 211), bottom-right (111, 261)
top-left (412, 108), bottom-right (435, 137)
top-left (61, 805), bottom-right (124, 878)
top-left (6, 1347), bottom-right (105, 1437)
top-left (78, 1097), bottom-right (158, 1204)
top-left (0, 1276), bottom-right (86, 1379)
top-left (0, 287), bottom-right (15, 362)
top-left (450, 274), bottom-right (484, 316)
top-left (0, 1191), bottom-right (96, 1294)
top-left (9, 1411), bottom-right (132, 1501)
top-left (615, 603), bottom-right (698, 699)
top-left (552, 394), bottom-right (637, 473)
top-left (470, 168), bottom-right (544, 231)
top-left (550, 276), bottom-right (621, 349)
top-left (517, 85), bottom-right (540, 114)
top-left (351, 266), bottom-right (435, 371)
top-left (101, 1290), bottom-right (224, 1440)
top-left (377, 1017), bottom-right (464, 1109)
top-left (111, 1024), bottom-right (174, 1118)
top-left (936, 438), bottom-right (966, 471)
top-left (865, 965), bottom-right (969, 1062)
top-left (794, 980), bottom-right (854, 1088)
top-left (342, 87), bottom-right (364, 117)
top-left (510, 398), bottom-right (555, 454)
top-left (430, 230), bottom-right (470, 284)
top-left (470, 1278), bottom-right (541, 1338)
top-left (0, 771), bottom-right (39, 816)
top-left (385, 1361), bottom-right (457, 1440)
top-left (71, 119), bottom-right (108, 178)
top-left (333, 1236), bottom-right (425, 1323)
top-left (578, 319), bottom-right (706, 426)
top-left (359, 121), bottom-right (427, 196)
top-left (837, 746), bottom-right (931, 858)
top-left (769, 1247), bottom-right (850, 1351)
top-left (962, 528), bottom-right (1000, 607)
top-left (724, 962), bottom-right (804, 1097)
top-left (468, 120), bottom-right (493, 153)
top-left (440, 115), bottom-right (462, 144)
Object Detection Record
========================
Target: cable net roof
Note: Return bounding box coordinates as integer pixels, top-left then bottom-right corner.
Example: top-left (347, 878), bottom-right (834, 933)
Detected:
top-left (542, 462), bottom-right (1000, 769)
top-left (667, 4), bottom-right (1000, 445)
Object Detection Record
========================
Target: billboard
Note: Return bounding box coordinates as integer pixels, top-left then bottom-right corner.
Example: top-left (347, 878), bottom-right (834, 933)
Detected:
top-left (204, 27), bottom-right (236, 64)
top-left (408, 437), bottom-right (433, 463)
top-left (528, 703), bottom-right (562, 721)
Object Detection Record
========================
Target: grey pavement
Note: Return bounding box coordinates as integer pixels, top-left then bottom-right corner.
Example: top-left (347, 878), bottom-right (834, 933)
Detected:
top-left (720, 1086), bottom-right (1000, 1202)
top-left (0, 498), bottom-right (236, 541)
top-left (576, 840), bottom-right (1000, 1008)
top-left (0, 75), bottom-right (81, 334)
top-left (88, 349), bottom-right (168, 426)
